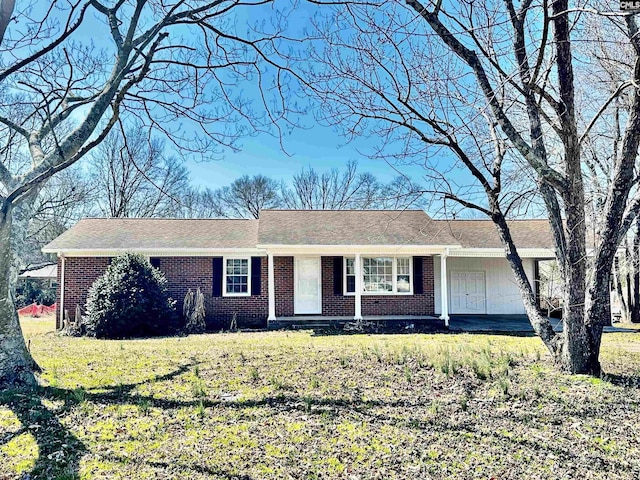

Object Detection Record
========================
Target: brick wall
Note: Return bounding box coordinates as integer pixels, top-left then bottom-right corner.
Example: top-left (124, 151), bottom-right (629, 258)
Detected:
top-left (321, 256), bottom-right (354, 316)
top-left (58, 256), bottom-right (269, 330)
top-left (275, 256), bottom-right (436, 318)
top-left (58, 254), bottom-right (436, 329)
top-left (322, 256), bottom-right (435, 317)
top-left (274, 256), bottom-right (294, 316)
top-left (56, 256), bottom-right (110, 328)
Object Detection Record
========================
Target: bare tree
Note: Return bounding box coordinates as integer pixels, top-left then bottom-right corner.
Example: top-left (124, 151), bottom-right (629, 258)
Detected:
top-left (378, 175), bottom-right (426, 210)
top-left (90, 129), bottom-right (189, 218)
top-left (281, 160), bottom-right (382, 209)
top-left (303, 0), bottom-right (640, 373)
top-left (0, 0), bottom-right (298, 386)
top-left (215, 174), bottom-right (281, 218)
top-left (177, 186), bottom-right (227, 219)
top-left (22, 167), bottom-right (94, 267)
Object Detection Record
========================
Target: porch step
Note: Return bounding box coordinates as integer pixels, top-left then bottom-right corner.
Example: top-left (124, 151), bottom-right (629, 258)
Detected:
top-left (268, 316), bottom-right (445, 333)
top-left (268, 320), bottom-right (340, 330)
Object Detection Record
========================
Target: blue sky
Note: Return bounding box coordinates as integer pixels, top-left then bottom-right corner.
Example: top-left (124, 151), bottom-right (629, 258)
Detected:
top-left (183, 1), bottom-right (432, 190)
top-left (21, 1), bottom-right (462, 199)
top-left (186, 122), bottom-right (426, 190)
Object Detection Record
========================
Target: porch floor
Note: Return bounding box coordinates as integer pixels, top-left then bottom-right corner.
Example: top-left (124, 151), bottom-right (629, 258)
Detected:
top-left (268, 315), bottom-right (443, 331)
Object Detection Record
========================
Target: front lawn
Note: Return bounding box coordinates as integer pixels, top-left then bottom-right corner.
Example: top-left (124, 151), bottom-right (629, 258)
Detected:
top-left (3, 317), bottom-right (640, 479)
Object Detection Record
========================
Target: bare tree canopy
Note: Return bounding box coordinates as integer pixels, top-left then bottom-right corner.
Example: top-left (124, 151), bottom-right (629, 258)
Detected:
top-left (281, 160), bottom-right (381, 210)
top-left (215, 174), bottom-right (281, 219)
top-left (0, 0), bottom-right (299, 387)
top-left (174, 163), bottom-right (424, 219)
top-left (90, 129), bottom-right (189, 218)
top-left (302, 0), bottom-right (640, 374)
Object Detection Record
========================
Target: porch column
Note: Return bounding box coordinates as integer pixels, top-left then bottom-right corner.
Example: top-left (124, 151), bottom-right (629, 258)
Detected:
top-left (354, 253), bottom-right (363, 320)
top-left (440, 253), bottom-right (449, 327)
top-left (267, 253), bottom-right (276, 321)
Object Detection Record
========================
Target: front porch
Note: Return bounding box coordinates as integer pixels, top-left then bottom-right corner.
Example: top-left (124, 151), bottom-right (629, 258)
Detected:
top-left (266, 251), bottom-right (447, 324)
top-left (267, 314), bottom-right (443, 332)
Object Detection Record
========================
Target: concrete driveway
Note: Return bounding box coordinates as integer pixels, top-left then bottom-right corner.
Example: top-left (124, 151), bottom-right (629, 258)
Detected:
top-left (450, 315), bottom-right (638, 333)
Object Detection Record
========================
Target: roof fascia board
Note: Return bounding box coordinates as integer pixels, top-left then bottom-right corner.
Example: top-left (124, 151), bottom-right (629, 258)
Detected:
top-left (44, 248), bottom-right (267, 257)
top-left (449, 248), bottom-right (555, 258)
top-left (260, 245), bottom-right (457, 255)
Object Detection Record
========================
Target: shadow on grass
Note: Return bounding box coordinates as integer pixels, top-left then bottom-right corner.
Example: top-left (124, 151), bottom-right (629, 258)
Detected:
top-left (601, 372), bottom-right (640, 388)
top-left (0, 388), bottom-right (86, 479)
top-left (0, 362), bottom-right (199, 480)
top-left (4, 357), bottom-right (640, 479)
top-left (103, 452), bottom-right (254, 480)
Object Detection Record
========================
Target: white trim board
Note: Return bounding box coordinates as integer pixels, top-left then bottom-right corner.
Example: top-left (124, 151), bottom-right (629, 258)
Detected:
top-left (46, 248), bottom-right (267, 257)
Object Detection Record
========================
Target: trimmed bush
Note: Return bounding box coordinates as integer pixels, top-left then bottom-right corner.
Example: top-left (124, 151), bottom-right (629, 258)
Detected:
top-left (84, 253), bottom-right (177, 338)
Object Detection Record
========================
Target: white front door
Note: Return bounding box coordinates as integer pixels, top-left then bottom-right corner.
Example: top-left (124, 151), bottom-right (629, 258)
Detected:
top-left (450, 271), bottom-right (486, 314)
top-left (294, 257), bottom-right (322, 314)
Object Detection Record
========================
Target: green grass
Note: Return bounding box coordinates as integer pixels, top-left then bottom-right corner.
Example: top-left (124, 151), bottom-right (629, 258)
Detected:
top-left (3, 316), bottom-right (640, 479)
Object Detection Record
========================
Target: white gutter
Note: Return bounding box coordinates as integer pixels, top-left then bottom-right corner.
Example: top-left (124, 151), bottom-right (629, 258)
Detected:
top-left (448, 248), bottom-right (556, 258)
top-left (42, 247), bottom-right (268, 257)
top-left (259, 244), bottom-right (462, 256)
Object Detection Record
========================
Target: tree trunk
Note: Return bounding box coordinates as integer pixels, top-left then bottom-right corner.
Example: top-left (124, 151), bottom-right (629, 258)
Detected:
top-left (0, 200), bottom-right (37, 387)
top-left (490, 211), bottom-right (561, 356)
top-left (555, 191), bottom-right (603, 374)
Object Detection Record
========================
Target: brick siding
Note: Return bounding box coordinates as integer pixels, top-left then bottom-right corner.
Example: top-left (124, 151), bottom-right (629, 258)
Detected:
top-left (58, 256), bottom-right (268, 330)
top-left (274, 256), bottom-right (294, 316)
top-left (56, 256), bottom-right (110, 329)
top-left (58, 254), bottom-right (435, 330)
top-left (321, 256), bottom-right (435, 317)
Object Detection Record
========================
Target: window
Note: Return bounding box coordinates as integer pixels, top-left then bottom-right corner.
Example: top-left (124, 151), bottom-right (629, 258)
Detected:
top-left (345, 258), bottom-right (356, 293)
top-left (150, 257), bottom-right (161, 269)
top-left (396, 257), bottom-right (411, 293)
top-left (225, 258), bottom-right (250, 296)
top-left (344, 257), bottom-right (412, 295)
top-left (363, 257), bottom-right (393, 293)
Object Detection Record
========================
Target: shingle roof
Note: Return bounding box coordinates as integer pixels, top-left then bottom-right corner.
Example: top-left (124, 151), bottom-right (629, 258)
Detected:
top-left (434, 219), bottom-right (554, 249)
top-left (42, 212), bottom-right (556, 252)
top-left (257, 210), bottom-right (460, 246)
top-left (42, 218), bottom-right (259, 251)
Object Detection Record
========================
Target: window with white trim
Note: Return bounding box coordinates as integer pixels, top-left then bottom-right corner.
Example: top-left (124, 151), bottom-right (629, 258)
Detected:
top-left (396, 257), bottom-right (411, 293)
top-left (363, 257), bottom-right (393, 292)
top-left (345, 258), bottom-right (356, 293)
top-left (225, 258), bottom-right (250, 296)
top-left (344, 256), bottom-right (412, 295)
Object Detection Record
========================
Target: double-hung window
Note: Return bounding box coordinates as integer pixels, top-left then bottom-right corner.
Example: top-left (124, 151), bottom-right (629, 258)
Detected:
top-left (396, 258), bottom-right (411, 293)
top-left (345, 258), bottom-right (356, 293)
top-left (344, 256), bottom-right (412, 295)
top-left (224, 258), bottom-right (250, 296)
top-left (363, 257), bottom-right (394, 293)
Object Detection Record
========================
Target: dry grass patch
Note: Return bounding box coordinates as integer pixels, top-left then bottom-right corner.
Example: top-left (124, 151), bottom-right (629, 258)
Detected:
top-left (2, 317), bottom-right (640, 479)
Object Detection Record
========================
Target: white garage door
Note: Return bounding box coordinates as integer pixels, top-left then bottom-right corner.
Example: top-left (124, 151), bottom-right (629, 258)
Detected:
top-left (450, 271), bottom-right (486, 314)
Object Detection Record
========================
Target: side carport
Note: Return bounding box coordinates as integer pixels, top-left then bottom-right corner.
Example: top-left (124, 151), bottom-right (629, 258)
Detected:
top-left (431, 219), bottom-right (556, 325)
